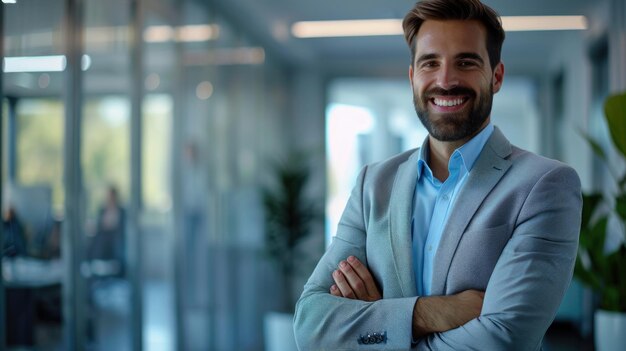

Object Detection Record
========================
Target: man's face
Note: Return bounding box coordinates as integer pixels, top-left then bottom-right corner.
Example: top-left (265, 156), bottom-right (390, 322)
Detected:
top-left (409, 20), bottom-right (504, 142)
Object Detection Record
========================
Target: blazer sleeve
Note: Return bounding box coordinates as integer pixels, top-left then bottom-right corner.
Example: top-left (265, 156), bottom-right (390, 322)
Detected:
top-left (294, 166), bottom-right (418, 351)
top-left (418, 165), bottom-right (582, 351)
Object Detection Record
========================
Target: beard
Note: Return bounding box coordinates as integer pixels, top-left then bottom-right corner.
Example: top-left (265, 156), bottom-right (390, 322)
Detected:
top-left (413, 84), bottom-right (494, 142)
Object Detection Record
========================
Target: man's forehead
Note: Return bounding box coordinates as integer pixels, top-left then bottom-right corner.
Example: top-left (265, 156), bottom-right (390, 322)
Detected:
top-left (414, 19), bottom-right (489, 55)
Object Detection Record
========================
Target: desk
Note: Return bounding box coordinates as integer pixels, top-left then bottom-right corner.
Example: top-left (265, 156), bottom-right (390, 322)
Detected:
top-left (3, 257), bottom-right (63, 288)
top-left (3, 257), bottom-right (63, 347)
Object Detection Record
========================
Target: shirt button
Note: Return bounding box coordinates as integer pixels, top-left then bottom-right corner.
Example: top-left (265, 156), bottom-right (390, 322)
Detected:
top-left (442, 194), bottom-right (449, 201)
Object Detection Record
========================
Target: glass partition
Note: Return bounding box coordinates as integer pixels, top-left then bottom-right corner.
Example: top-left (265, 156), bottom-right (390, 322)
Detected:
top-left (80, 0), bottom-right (134, 349)
top-left (2, 0), bottom-right (67, 349)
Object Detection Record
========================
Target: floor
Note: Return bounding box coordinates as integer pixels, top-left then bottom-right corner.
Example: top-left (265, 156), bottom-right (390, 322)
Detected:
top-left (543, 322), bottom-right (594, 351)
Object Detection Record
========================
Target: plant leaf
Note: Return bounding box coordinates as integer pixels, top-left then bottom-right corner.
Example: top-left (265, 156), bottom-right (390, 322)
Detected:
top-left (616, 194), bottom-right (626, 221)
top-left (604, 92), bottom-right (626, 159)
top-left (577, 128), bottom-right (608, 162)
top-left (588, 217), bottom-right (608, 273)
top-left (581, 193), bottom-right (603, 229)
top-left (619, 173), bottom-right (626, 193)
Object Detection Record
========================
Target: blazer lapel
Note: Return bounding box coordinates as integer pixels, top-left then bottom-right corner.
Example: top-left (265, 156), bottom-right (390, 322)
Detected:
top-left (430, 127), bottom-right (513, 295)
top-left (389, 150), bottom-right (420, 297)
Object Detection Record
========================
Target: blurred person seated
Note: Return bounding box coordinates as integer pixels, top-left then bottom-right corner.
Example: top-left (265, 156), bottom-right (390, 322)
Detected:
top-left (89, 186), bottom-right (126, 278)
top-left (3, 206), bottom-right (28, 257)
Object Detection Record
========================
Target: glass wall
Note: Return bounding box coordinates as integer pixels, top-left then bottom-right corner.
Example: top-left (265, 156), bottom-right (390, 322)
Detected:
top-left (2, 0), bottom-right (67, 349)
top-left (2, 0), bottom-right (294, 350)
top-left (81, 0), bottom-right (134, 347)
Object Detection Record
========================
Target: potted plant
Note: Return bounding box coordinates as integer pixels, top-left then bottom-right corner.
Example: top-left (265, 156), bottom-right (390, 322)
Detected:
top-left (575, 92), bottom-right (626, 351)
top-left (262, 154), bottom-right (318, 351)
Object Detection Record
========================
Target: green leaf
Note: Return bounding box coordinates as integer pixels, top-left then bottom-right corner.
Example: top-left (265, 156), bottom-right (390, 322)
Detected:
top-left (581, 193), bottom-right (603, 229)
top-left (602, 286), bottom-right (620, 311)
top-left (574, 253), bottom-right (602, 290)
top-left (604, 92), bottom-right (626, 159)
top-left (577, 129), bottom-right (608, 162)
top-left (587, 217), bottom-right (608, 272)
top-left (616, 194), bottom-right (626, 221)
top-left (619, 173), bottom-right (626, 193)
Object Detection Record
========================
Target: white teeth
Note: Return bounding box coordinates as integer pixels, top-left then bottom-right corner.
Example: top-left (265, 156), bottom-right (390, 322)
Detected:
top-left (433, 98), bottom-right (464, 107)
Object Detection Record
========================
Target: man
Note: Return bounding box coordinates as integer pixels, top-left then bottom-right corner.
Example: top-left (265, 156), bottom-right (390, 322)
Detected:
top-left (293, 0), bottom-right (582, 350)
top-left (90, 185), bottom-right (127, 277)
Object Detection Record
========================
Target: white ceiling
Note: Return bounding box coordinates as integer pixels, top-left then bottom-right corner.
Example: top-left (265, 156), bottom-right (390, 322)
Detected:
top-left (1, 0), bottom-right (610, 97)
top-left (211, 0), bottom-right (604, 77)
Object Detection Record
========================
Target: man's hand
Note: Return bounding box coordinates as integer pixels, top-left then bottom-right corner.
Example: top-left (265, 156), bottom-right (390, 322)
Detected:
top-left (329, 256), bottom-right (381, 302)
top-left (328, 256), bottom-right (482, 340)
top-left (412, 290), bottom-right (484, 339)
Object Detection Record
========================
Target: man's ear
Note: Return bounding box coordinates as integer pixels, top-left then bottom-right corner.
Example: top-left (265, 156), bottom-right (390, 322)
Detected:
top-left (492, 62), bottom-right (504, 94)
top-left (409, 65), bottom-right (414, 86)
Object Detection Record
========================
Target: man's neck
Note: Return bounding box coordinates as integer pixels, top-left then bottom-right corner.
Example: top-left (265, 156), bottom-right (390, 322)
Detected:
top-left (427, 120), bottom-right (490, 182)
top-left (428, 138), bottom-right (462, 182)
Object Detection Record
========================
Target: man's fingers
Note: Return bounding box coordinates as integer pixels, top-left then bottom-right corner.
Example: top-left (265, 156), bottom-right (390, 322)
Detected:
top-left (346, 256), bottom-right (381, 300)
top-left (332, 257), bottom-right (382, 302)
top-left (333, 270), bottom-right (356, 299)
top-left (338, 260), bottom-right (369, 300)
top-left (330, 284), bottom-right (342, 297)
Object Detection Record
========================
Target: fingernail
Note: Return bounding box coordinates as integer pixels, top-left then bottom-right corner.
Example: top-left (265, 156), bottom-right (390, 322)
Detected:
top-left (340, 261), bottom-right (348, 268)
top-left (331, 285), bottom-right (337, 291)
top-left (348, 256), bottom-right (356, 263)
top-left (333, 270), bottom-right (341, 277)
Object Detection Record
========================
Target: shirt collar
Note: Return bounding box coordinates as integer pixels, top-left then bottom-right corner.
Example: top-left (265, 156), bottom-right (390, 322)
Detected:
top-left (417, 123), bottom-right (494, 180)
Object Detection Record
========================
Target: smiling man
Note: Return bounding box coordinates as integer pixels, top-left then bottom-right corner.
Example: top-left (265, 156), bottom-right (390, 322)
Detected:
top-left (294, 0), bottom-right (582, 350)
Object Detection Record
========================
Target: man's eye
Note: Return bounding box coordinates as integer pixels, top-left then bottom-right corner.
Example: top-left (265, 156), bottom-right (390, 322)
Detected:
top-left (459, 61), bottom-right (477, 67)
top-left (422, 61), bottom-right (438, 68)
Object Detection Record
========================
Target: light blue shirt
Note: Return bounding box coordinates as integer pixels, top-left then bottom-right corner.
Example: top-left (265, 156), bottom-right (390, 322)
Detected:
top-left (411, 123), bottom-right (494, 296)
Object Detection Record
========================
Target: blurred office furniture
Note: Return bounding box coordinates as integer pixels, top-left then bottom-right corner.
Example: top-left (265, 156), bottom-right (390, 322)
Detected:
top-left (3, 183), bottom-right (54, 257)
top-left (3, 206), bottom-right (27, 258)
top-left (2, 257), bottom-right (63, 347)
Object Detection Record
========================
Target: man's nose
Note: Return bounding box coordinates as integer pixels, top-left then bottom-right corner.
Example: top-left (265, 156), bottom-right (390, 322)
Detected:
top-left (435, 64), bottom-right (459, 90)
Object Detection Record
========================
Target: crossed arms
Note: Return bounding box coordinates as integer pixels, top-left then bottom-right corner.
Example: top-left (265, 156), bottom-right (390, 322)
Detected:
top-left (294, 163), bottom-right (582, 350)
top-left (331, 255), bottom-right (484, 340)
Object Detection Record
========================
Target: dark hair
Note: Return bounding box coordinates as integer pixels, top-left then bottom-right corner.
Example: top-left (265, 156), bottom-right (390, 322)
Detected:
top-left (402, 0), bottom-right (505, 69)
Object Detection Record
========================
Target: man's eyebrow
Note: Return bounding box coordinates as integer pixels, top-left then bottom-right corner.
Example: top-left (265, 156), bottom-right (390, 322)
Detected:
top-left (456, 52), bottom-right (484, 64)
top-left (415, 53), bottom-right (439, 64)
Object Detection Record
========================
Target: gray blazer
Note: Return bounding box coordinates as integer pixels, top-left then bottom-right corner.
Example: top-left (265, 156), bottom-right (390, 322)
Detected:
top-left (294, 127), bottom-right (582, 350)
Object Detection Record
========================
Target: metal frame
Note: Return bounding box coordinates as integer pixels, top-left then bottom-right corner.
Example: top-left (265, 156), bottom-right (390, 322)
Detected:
top-left (0, 2), bottom-right (5, 349)
top-left (63, 0), bottom-right (86, 349)
top-left (129, 0), bottom-right (144, 350)
top-left (172, 13), bottom-right (186, 351)
top-left (610, 0), bottom-right (626, 92)
top-left (6, 97), bottom-right (17, 182)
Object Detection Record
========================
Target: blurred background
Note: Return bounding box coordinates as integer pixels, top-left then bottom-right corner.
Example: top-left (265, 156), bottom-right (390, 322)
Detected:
top-left (1, 0), bottom-right (625, 350)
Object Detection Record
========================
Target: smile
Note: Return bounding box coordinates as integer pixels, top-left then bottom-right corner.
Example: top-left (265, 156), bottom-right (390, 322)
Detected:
top-left (432, 97), bottom-right (467, 107)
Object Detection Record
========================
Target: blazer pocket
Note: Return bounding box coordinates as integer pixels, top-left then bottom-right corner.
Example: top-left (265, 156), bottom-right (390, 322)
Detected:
top-left (446, 223), bottom-right (513, 292)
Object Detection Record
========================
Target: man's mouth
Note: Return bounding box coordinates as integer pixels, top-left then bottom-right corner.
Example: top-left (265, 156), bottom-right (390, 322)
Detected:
top-left (429, 96), bottom-right (469, 111)
top-left (432, 97), bottom-right (467, 107)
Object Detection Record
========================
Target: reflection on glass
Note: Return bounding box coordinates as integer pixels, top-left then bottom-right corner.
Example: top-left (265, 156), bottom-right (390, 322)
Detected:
top-left (142, 94), bottom-right (173, 211)
top-left (81, 96), bottom-right (131, 350)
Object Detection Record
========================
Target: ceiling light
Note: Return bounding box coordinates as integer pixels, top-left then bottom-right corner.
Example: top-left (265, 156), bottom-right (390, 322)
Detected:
top-left (502, 16), bottom-right (587, 31)
top-left (176, 25), bottom-right (220, 42)
top-left (3, 55), bottom-right (67, 73)
top-left (81, 54), bottom-right (92, 71)
top-left (2, 55), bottom-right (92, 73)
top-left (144, 25), bottom-right (220, 43)
top-left (143, 25), bottom-right (174, 42)
top-left (184, 47), bottom-right (265, 66)
top-left (291, 16), bottom-right (588, 38)
top-left (2, 0), bottom-right (18, 4)
top-left (292, 19), bottom-right (403, 38)
top-left (196, 81), bottom-right (214, 100)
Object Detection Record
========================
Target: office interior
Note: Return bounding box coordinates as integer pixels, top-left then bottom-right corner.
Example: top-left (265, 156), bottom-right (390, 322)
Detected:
top-left (1, 0), bottom-right (625, 350)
